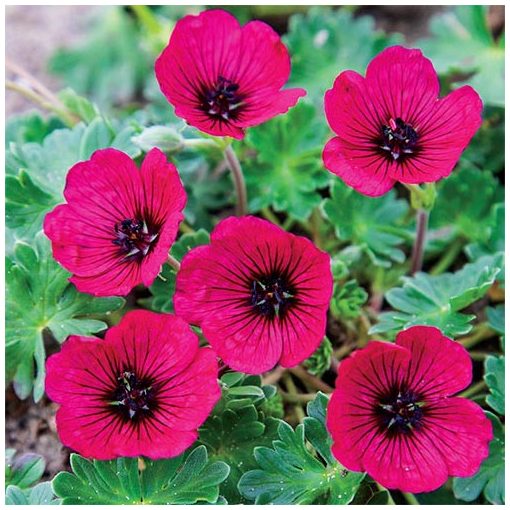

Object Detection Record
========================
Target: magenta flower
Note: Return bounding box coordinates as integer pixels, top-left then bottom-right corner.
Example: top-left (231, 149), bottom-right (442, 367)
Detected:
top-left (44, 148), bottom-right (186, 297)
top-left (326, 325), bottom-right (493, 493)
top-left (323, 46), bottom-right (483, 197)
top-left (45, 310), bottom-right (220, 460)
top-left (155, 9), bottom-right (306, 139)
top-left (173, 216), bottom-right (333, 374)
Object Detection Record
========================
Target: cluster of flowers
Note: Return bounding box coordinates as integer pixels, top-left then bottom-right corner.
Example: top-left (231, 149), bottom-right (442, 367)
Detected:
top-left (44, 9), bottom-right (490, 494)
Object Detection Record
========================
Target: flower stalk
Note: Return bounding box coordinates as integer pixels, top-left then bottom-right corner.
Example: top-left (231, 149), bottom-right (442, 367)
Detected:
top-left (224, 144), bottom-right (248, 216)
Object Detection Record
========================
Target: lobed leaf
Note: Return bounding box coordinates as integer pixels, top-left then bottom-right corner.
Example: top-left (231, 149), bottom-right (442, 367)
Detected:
top-left (453, 412), bottom-right (505, 504)
top-left (238, 392), bottom-right (365, 504)
top-left (321, 180), bottom-right (409, 268)
top-left (370, 254), bottom-right (503, 337)
top-left (418, 5), bottom-right (505, 107)
top-left (52, 446), bottom-right (229, 505)
top-left (6, 234), bottom-right (124, 401)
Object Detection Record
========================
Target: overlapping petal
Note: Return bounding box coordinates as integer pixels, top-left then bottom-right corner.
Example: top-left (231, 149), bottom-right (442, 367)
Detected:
top-left (46, 310), bottom-right (220, 460)
top-left (155, 9), bottom-right (305, 138)
top-left (327, 325), bottom-right (492, 492)
top-left (323, 45), bottom-right (482, 195)
top-left (174, 216), bottom-right (332, 374)
top-left (44, 148), bottom-right (186, 297)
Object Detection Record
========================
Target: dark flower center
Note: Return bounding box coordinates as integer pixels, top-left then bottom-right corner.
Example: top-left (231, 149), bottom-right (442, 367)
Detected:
top-left (110, 371), bottom-right (156, 421)
top-left (376, 388), bottom-right (424, 435)
top-left (250, 277), bottom-right (295, 319)
top-left (203, 76), bottom-right (243, 120)
top-left (113, 218), bottom-right (158, 260)
top-left (380, 117), bottom-right (419, 161)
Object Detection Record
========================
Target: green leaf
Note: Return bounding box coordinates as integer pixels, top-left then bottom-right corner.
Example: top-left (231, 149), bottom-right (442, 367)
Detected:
top-left (142, 229), bottom-right (210, 313)
top-left (485, 355), bottom-right (505, 415)
top-left (6, 482), bottom-right (60, 505)
top-left (303, 337), bottom-right (333, 377)
top-left (284, 7), bottom-right (402, 101)
top-left (238, 393), bottom-right (365, 504)
top-left (58, 88), bottom-right (100, 124)
top-left (370, 254), bottom-right (503, 337)
top-left (418, 5), bottom-right (504, 107)
top-left (330, 279), bottom-right (368, 321)
top-left (6, 112), bottom-right (64, 146)
top-left (453, 412), bottom-right (505, 504)
top-left (52, 446), bottom-right (229, 505)
top-left (199, 372), bottom-right (280, 503)
top-left (48, 7), bottom-right (152, 109)
top-left (488, 305), bottom-right (505, 340)
top-left (6, 235), bottom-right (124, 400)
top-left (466, 202), bottom-right (505, 260)
top-left (6, 170), bottom-right (59, 245)
top-left (5, 451), bottom-right (45, 489)
top-left (322, 180), bottom-right (409, 268)
top-left (430, 164), bottom-right (503, 243)
top-left (6, 119), bottom-right (141, 250)
top-left (244, 101), bottom-right (330, 221)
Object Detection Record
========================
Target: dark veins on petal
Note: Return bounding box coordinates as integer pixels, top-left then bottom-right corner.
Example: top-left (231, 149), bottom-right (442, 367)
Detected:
top-left (108, 370), bottom-right (157, 422)
top-left (375, 386), bottom-right (425, 436)
top-left (379, 117), bottom-right (419, 161)
top-left (202, 76), bottom-right (244, 121)
top-left (113, 218), bottom-right (159, 261)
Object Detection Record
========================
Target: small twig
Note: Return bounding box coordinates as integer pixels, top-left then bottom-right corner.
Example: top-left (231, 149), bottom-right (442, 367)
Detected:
top-left (401, 491), bottom-right (420, 505)
top-left (410, 209), bottom-right (429, 275)
top-left (289, 365), bottom-right (333, 393)
top-left (179, 221), bottom-right (195, 235)
top-left (167, 254), bottom-right (181, 272)
top-left (262, 366), bottom-right (287, 386)
top-left (459, 323), bottom-right (494, 349)
top-left (224, 145), bottom-right (248, 216)
top-left (282, 373), bottom-right (306, 421)
top-left (430, 237), bottom-right (464, 275)
top-left (459, 379), bottom-right (487, 399)
top-left (280, 391), bottom-right (316, 404)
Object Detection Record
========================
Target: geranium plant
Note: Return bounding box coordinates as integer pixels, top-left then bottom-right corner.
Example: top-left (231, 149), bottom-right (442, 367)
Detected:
top-left (5, 5), bottom-right (505, 506)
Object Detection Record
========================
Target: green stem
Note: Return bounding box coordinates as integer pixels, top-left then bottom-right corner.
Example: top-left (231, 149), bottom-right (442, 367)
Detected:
top-left (179, 221), bottom-right (195, 235)
top-left (459, 323), bottom-right (493, 349)
top-left (459, 379), bottom-right (487, 399)
top-left (282, 373), bottom-right (306, 421)
top-left (410, 209), bottom-right (429, 274)
top-left (6, 80), bottom-right (76, 127)
top-left (430, 237), bottom-right (464, 275)
top-left (167, 254), bottom-right (181, 272)
top-left (261, 207), bottom-right (282, 227)
top-left (402, 492), bottom-right (420, 505)
top-left (376, 483), bottom-right (395, 505)
top-left (469, 351), bottom-right (488, 362)
top-left (224, 145), bottom-right (248, 216)
top-left (282, 216), bottom-right (295, 231)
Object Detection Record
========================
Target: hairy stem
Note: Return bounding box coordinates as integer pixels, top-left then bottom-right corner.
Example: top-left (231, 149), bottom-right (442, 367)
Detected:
top-left (410, 209), bottom-right (429, 275)
top-left (459, 323), bottom-right (494, 349)
top-left (289, 365), bottom-right (333, 393)
top-left (402, 492), bottom-right (420, 505)
top-left (167, 254), bottom-right (181, 272)
top-left (459, 379), bottom-right (487, 399)
top-left (430, 237), bottom-right (464, 275)
top-left (224, 145), bottom-right (248, 216)
top-left (282, 373), bottom-right (306, 421)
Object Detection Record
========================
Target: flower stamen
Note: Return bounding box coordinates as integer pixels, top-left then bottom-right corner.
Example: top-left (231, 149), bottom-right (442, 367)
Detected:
top-left (380, 117), bottom-right (419, 161)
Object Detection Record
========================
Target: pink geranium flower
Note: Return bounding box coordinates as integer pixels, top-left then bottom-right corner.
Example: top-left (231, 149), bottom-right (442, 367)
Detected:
top-left (44, 148), bottom-right (186, 297)
top-left (326, 325), bottom-right (493, 493)
top-left (173, 216), bottom-right (333, 374)
top-left (155, 9), bottom-right (306, 139)
top-left (45, 310), bottom-right (220, 460)
top-left (323, 46), bottom-right (483, 196)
